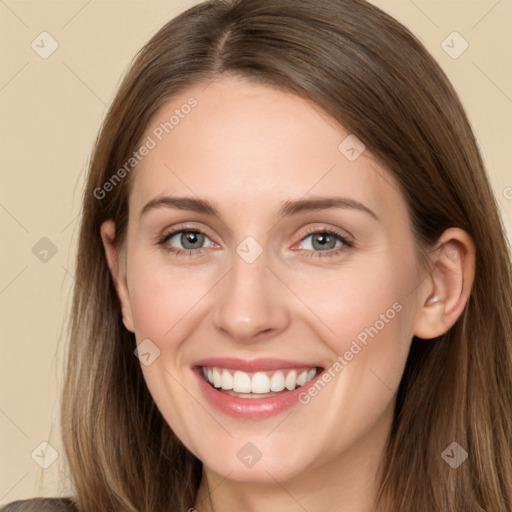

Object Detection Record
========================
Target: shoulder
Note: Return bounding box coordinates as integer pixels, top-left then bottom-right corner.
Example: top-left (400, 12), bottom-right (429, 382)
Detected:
top-left (0, 498), bottom-right (78, 512)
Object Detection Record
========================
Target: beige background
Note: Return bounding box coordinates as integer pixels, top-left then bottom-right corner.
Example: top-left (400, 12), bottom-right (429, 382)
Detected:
top-left (0, 0), bottom-right (511, 504)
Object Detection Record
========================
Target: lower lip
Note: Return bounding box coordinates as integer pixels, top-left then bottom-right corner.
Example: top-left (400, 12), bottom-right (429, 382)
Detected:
top-left (193, 367), bottom-right (323, 419)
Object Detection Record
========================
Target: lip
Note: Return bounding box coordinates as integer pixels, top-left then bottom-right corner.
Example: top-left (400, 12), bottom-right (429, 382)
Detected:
top-left (192, 360), bottom-right (324, 419)
top-left (193, 357), bottom-right (320, 372)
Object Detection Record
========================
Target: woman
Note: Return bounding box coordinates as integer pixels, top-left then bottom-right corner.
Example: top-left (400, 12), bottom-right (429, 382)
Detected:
top-left (3, 0), bottom-right (511, 510)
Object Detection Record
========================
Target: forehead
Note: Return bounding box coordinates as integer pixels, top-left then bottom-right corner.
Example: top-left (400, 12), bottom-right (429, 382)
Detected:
top-left (128, 76), bottom-right (404, 222)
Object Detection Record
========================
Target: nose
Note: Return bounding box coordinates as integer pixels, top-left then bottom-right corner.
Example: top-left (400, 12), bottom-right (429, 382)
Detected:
top-left (212, 247), bottom-right (290, 344)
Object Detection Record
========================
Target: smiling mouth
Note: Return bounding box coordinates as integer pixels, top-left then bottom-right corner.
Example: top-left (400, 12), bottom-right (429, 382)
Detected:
top-left (200, 366), bottom-right (323, 398)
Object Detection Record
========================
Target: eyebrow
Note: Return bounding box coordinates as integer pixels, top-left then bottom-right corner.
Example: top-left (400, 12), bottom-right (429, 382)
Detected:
top-left (139, 195), bottom-right (379, 221)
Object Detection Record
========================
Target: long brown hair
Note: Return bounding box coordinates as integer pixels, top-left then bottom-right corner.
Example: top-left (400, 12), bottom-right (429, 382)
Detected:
top-left (60, 0), bottom-right (512, 510)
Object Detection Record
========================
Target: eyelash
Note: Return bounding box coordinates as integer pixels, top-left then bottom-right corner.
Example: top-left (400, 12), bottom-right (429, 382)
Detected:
top-left (156, 225), bottom-right (353, 259)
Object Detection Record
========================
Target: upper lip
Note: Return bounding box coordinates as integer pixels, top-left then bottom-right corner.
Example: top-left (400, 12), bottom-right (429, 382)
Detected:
top-left (193, 357), bottom-right (323, 373)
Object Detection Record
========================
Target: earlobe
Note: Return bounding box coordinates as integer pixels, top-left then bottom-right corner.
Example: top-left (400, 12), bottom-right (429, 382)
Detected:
top-left (100, 220), bottom-right (135, 333)
top-left (413, 228), bottom-right (475, 340)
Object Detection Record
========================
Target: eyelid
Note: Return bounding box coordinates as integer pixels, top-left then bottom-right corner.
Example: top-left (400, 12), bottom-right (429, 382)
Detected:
top-left (157, 222), bottom-right (214, 241)
top-left (157, 224), bottom-right (216, 249)
top-left (296, 223), bottom-right (354, 243)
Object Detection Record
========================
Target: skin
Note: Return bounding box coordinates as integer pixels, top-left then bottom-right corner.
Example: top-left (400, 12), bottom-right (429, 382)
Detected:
top-left (101, 75), bottom-right (475, 512)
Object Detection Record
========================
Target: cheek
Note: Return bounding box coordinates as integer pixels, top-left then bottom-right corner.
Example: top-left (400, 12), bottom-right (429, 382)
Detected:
top-left (126, 251), bottom-right (214, 339)
top-left (286, 263), bottom-right (417, 458)
top-left (294, 258), bottom-right (415, 351)
top-left (124, 253), bottom-right (206, 443)
top-left (291, 251), bottom-right (418, 401)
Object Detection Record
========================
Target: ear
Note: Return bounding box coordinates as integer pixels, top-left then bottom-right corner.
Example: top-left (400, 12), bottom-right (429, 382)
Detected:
top-left (100, 219), bottom-right (135, 333)
top-left (413, 227), bottom-right (475, 340)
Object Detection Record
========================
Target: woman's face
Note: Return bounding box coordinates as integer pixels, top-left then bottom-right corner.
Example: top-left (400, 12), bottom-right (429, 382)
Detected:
top-left (104, 75), bottom-right (426, 484)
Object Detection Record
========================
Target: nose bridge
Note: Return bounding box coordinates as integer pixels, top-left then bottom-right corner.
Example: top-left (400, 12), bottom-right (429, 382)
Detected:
top-left (212, 240), bottom-right (289, 342)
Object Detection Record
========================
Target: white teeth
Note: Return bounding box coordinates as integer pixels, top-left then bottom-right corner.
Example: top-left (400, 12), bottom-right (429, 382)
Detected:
top-left (285, 370), bottom-right (297, 391)
top-left (269, 370), bottom-right (285, 392)
top-left (212, 368), bottom-right (222, 388)
top-left (251, 372), bottom-right (270, 393)
top-left (221, 369), bottom-right (233, 390)
top-left (233, 371), bottom-right (252, 393)
top-left (202, 366), bottom-right (318, 394)
top-left (296, 370), bottom-right (307, 386)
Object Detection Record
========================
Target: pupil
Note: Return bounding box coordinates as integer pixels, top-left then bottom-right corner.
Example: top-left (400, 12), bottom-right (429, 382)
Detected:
top-left (313, 233), bottom-right (334, 250)
top-left (183, 231), bottom-right (203, 249)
